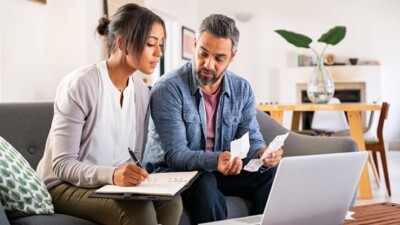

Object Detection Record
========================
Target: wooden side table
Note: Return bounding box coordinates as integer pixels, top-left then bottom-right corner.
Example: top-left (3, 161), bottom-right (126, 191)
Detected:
top-left (344, 202), bottom-right (400, 224)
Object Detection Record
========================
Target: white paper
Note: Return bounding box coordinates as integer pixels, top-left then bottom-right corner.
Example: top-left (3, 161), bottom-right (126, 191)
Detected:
top-left (243, 159), bottom-right (264, 172)
top-left (243, 132), bottom-right (289, 172)
top-left (345, 211), bottom-right (355, 220)
top-left (95, 171), bottom-right (198, 196)
top-left (260, 132), bottom-right (289, 159)
top-left (230, 132), bottom-right (250, 160)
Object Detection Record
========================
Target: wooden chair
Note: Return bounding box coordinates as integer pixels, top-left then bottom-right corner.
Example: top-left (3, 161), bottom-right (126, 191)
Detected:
top-left (365, 102), bottom-right (391, 196)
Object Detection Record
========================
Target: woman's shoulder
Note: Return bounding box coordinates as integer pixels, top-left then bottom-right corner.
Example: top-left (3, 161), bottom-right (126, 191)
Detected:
top-left (56, 64), bottom-right (101, 104)
top-left (62, 64), bottom-right (100, 85)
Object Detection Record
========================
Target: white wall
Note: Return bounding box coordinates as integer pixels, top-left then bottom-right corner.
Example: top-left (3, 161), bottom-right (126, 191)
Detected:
top-left (197, 0), bottom-right (400, 149)
top-left (1, 0), bottom-right (399, 149)
top-left (145, 0), bottom-right (199, 68)
top-left (0, 0), bottom-right (104, 102)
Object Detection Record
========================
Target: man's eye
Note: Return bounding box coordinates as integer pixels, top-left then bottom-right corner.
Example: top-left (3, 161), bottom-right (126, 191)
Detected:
top-left (216, 58), bottom-right (224, 62)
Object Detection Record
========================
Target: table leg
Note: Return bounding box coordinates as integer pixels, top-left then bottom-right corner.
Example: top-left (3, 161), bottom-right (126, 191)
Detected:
top-left (291, 111), bottom-right (301, 130)
top-left (347, 111), bottom-right (372, 199)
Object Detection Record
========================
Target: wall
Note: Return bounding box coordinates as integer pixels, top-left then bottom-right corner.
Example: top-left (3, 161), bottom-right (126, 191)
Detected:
top-left (1, 0), bottom-right (399, 149)
top-left (0, 0), bottom-right (104, 102)
top-left (0, 0), bottom-right (2, 100)
top-left (197, 0), bottom-right (400, 149)
top-left (144, 0), bottom-right (199, 84)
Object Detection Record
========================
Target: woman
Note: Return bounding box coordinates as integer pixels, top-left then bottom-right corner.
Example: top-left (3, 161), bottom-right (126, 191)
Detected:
top-left (36, 3), bottom-right (182, 225)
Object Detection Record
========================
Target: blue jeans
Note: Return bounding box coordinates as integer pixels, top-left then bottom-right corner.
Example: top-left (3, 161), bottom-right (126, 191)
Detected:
top-left (182, 167), bottom-right (277, 224)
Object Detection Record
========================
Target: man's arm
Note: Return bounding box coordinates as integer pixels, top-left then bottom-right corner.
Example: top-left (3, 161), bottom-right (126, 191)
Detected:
top-left (150, 81), bottom-right (219, 172)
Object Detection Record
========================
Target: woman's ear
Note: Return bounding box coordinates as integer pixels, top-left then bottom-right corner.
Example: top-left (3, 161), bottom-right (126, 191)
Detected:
top-left (116, 37), bottom-right (129, 55)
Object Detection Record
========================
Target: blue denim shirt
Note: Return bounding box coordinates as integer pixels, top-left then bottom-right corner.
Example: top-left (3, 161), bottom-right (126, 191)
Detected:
top-left (143, 61), bottom-right (266, 173)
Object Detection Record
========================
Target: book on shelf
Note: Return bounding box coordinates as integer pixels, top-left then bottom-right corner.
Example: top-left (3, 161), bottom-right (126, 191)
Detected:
top-left (89, 171), bottom-right (200, 201)
top-left (297, 54), bottom-right (314, 67)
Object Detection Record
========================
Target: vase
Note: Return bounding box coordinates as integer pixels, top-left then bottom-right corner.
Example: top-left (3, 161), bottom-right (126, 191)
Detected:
top-left (307, 56), bottom-right (335, 104)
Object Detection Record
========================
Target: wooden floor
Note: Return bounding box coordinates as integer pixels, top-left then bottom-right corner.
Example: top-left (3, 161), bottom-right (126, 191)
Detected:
top-left (355, 150), bottom-right (400, 206)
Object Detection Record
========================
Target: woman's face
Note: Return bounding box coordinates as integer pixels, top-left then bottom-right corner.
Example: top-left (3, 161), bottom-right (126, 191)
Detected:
top-left (134, 22), bottom-right (165, 75)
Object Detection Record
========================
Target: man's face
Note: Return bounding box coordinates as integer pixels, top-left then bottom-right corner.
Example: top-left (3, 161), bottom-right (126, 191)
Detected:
top-left (194, 31), bottom-right (237, 87)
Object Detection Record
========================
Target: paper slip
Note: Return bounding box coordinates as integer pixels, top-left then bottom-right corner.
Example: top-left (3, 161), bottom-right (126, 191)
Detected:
top-left (345, 211), bottom-right (355, 220)
top-left (260, 132), bottom-right (289, 159)
top-left (230, 132), bottom-right (250, 160)
top-left (243, 132), bottom-right (289, 172)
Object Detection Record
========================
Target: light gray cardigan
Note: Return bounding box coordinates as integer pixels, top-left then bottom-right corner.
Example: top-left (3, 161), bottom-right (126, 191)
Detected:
top-left (36, 64), bottom-right (150, 189)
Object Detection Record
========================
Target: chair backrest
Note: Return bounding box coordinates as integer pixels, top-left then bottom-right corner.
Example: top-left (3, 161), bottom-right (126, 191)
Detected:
top-left (376, 102), bottom-right (389, 142)
top-left (311, 97), bottom-right (350, 132)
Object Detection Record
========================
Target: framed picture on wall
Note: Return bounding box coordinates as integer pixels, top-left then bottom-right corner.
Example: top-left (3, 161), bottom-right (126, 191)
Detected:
top-left (182, 26), bottom-right (195, 60)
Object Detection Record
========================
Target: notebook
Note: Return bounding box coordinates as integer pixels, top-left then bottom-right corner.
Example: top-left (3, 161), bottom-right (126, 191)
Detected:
top-left (200, 151), bottom-right (368, 225)
top-left (89, 171), bottom-right (200, 201)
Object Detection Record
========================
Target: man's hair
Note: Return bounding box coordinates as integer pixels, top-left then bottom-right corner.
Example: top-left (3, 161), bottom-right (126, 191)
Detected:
top-left (197, 14), bottom-right (240, 52)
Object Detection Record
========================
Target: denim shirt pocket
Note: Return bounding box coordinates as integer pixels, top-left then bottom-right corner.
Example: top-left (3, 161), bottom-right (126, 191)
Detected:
top-left (223, 113), bottom-right (242, 141)
top-left (183, 112), bottom-right (202, 143)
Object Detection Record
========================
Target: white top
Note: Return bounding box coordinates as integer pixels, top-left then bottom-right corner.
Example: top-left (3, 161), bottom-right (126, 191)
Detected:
top-left (84, 61), bottom-right (136, 166)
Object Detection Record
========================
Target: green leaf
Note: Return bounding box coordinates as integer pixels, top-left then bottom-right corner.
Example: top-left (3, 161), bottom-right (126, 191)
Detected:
top-left (318, 26), bottom-right (346, 45)
top-left (275, 30), bottom-right (312, 48)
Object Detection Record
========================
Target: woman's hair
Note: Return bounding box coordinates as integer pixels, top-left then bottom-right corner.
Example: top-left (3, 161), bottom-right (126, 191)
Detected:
top-left (197, 14), bottom-right (239, 52)
top-left (96, 3), bottom-right (166, 60)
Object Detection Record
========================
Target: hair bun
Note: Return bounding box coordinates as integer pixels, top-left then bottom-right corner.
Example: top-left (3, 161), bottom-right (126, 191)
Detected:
top-left (97, 16), bottom-right (110, 36)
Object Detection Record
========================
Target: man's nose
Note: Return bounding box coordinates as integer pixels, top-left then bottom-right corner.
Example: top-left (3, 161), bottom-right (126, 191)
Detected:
top-left (204, 57), bottom-right (215, 69)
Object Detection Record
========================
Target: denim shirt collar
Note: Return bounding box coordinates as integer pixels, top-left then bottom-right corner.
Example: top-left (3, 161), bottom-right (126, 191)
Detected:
top-left (188, 60), bottom-right (231, 98)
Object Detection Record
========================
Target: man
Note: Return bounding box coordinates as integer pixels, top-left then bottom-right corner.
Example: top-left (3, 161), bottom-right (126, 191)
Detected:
top-left (143, 14), bottom-right (283, 224)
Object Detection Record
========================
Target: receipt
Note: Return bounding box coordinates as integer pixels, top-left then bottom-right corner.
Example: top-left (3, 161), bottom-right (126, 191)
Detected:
top-left (260, 132), bottom-right (289, 159)
top-left (230, 132), bottom-right (250, 160)
top-left (243, 132), bottom-right (289, 172)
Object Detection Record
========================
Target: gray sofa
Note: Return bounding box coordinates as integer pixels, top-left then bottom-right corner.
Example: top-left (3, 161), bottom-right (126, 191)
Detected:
top-left (0, 102), bottom-right (358, 225)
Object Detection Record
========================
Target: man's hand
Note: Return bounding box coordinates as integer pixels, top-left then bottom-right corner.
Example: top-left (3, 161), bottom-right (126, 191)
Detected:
top-left (217, 151), bottom-right (242, 176)
top-left (113, 163), bottom-right (149, 186)
top-left (259, 147), bottom-right (283, 168)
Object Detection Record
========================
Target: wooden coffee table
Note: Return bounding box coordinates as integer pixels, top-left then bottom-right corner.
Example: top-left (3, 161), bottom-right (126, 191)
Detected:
top-left (344, 202), bottom-right (400, 224)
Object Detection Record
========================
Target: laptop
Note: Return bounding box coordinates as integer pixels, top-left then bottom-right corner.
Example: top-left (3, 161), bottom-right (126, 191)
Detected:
top-left (200, 151), bottom-right (368, 225)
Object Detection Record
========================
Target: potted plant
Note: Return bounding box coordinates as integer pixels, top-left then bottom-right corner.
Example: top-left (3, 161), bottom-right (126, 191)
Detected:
top-left (275, 26), bottom-right (346, 103)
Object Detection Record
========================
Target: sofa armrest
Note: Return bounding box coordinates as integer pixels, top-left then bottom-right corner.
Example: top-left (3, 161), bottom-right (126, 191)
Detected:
top-left (0, 201), bottom-right (11, 225)
top-left (256, 110), bottom-right (358, 157)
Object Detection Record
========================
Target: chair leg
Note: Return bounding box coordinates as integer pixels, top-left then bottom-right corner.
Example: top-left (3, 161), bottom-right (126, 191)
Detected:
top-left (379, 147), bottom-right (392, 197)
top-left (372, 151), bottom-right (380, 178)
top-left (368, 151), bottom-right (381, 189)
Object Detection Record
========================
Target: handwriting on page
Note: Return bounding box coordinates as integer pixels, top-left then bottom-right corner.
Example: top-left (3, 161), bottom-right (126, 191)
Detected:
top-left (95, 171), bottom-right (199, 196)
top-left (243, 132), bottom-right (289, 172)
top-left (230, 132), bottom-right (250, 160)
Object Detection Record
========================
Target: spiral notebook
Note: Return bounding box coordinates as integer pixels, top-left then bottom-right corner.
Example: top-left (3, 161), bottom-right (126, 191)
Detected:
top-left (89, 171), bottom-right (200, 201)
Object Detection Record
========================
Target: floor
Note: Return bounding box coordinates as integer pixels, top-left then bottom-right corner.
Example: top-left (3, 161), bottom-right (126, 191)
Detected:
top-left (355, 150), bottom-right (400, 206)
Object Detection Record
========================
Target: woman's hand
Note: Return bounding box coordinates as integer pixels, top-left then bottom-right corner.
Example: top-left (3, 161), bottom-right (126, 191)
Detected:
top-left (112, 163), bottom-right (149, 186)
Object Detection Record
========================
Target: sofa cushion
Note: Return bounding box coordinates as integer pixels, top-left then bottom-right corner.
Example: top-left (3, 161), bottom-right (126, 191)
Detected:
top-left (10, 214), bottom-right (99, 225)
top-left (0, 137), bottom-right (54, 218)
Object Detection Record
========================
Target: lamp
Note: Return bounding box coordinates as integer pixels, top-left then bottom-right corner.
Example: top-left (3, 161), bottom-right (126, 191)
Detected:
top-left (235, 13), bottom-right (253, 23)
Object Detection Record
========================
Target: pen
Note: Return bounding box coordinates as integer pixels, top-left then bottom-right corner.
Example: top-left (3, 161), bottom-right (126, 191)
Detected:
top-left (128, 147), bottom-right (143, 168)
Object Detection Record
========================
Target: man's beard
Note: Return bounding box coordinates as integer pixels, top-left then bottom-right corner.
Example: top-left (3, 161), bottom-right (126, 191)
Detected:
top-left (195, 67), bottom-right (224, 86)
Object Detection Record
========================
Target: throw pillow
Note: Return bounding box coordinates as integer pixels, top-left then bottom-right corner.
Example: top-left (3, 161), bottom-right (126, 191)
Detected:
top-left (0, 136), bottom-right (54, 218)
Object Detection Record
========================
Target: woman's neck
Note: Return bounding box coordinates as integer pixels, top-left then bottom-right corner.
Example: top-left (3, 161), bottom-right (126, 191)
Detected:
top-left (106, 52), bottom-right (136, 92)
